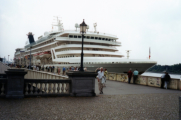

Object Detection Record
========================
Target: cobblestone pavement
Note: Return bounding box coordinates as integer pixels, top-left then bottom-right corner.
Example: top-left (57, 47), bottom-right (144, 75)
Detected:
top-left (0, 93), bottom-right (181, 120)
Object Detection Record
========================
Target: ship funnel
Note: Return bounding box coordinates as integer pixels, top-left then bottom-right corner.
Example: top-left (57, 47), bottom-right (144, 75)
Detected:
top-left (27, 32), bottom-right (35, 44)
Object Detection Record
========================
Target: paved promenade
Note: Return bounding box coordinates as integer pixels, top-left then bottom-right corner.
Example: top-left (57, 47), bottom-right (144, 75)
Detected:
top-left (0, 80), bottom-right (181, 120)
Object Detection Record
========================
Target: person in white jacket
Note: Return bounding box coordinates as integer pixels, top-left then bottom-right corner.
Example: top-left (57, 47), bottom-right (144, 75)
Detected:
top-left (97, 67), bottom-right (104, 94)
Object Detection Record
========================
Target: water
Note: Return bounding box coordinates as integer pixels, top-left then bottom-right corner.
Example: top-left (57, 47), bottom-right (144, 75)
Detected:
top-left (142, 72), bottom-right (181, 80)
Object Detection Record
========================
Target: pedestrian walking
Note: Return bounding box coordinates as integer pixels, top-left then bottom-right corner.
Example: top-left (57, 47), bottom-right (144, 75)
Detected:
top-left (161, 72), bottom-right (166, 88)
top-left (95, 67), bottom-right (100, 73)
top-left (164, 72), bottom-right (171, 89)
top-left (97, 67), bottom-right (104, 94)
top-left (127, 68), bottom-right (133, 84)
top-left (133, 69), bottom-right (139, 84)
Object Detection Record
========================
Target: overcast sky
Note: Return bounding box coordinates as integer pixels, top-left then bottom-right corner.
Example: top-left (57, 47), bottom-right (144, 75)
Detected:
top-left (0, 0), bottom-right (181, 65)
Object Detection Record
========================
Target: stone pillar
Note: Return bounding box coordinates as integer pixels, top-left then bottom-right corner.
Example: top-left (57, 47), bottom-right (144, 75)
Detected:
top-left (67, 71), bottom-right (97, 97)
top-left (0, 73), bottom-right (7, 78)
top-left (5, 69), bottom-right (27, 98)
top-left (179, 96), bottom-right (181, 120)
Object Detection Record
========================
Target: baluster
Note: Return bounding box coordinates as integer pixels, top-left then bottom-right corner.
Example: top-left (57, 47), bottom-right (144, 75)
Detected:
top-left (25, 83), bottom-right (29, 95)
top-left (1, 83), bottom-right (4, 95)
top-left (30, 83), bottom-right (33, 94)
top-left (48, 83), bottom-right (52, 93)
top-left (44, 83), bottom-right (47, 94)
top-left (53, 83), bottom-right (56, 93)
top-left (35, 83), bottom-right (38, 94)
top-left (61, 83), bottom-right (64, 93)
top-left (65, 83), bottom-right (69, 93)
top-left (57, 83), bottom-right (60, 93)
top-left (39, 83), bottom-right (42, 94)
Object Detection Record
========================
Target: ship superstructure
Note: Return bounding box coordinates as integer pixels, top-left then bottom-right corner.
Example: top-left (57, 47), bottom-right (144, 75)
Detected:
top-left (14, 17), bottom-right (157, 73)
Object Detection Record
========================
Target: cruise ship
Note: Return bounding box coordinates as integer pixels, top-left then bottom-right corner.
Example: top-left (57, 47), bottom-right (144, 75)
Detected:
top-left (14, 17), bottom-right (157, 73)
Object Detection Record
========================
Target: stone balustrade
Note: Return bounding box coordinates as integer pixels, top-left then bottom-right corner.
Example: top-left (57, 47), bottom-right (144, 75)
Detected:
top-left (24, 79), bottom-right (71, 97)
top-left (107, 72), bottom-right (181, 90)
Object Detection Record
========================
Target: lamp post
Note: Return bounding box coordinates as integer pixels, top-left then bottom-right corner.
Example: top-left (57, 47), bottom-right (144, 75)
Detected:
top-left (27, 32), bottom-right (35, 70)
top-left (29, 46), bottom-right (32, 69)
top-left (79, 19), bottom-right (87, 71)
top-left (8, 55), bottom-right (10, 64)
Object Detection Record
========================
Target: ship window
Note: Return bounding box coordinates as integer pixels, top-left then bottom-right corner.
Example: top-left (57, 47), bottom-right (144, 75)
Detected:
top-left (95, 37), bottom-right (98, 39)
top-left (106, 38), bottom-right (108, 40)
top-left (84, 36), bottom-right (86, 38)
top-left (108, 39), bottom-right (111, 41)
top-left (74, 36), bottom-right (77, 38)
top-left (69, 35), bottom-right (73, 38)
top-left (87, 36), bottom-right (90, 39)
top-left (99, 37), bottom-right (101, 40)
top-left (91, 37), bottom-right (94, 39)
top-left (102, 38), bottom-right (105, 40)
top-left (78, 36), bottom-right (81, 38)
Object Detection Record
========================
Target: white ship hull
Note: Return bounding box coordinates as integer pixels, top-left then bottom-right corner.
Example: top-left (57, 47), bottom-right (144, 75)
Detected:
top-left (14, 18), bottom-right (157, 72)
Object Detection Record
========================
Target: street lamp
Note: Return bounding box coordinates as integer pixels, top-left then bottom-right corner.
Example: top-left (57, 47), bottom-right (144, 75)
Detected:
top-left (27, 32), bottom-right (35, 70)
top-left (79, 19), bottom-right (87, 71)
top-left (8, 55), bottom-right (10, 64)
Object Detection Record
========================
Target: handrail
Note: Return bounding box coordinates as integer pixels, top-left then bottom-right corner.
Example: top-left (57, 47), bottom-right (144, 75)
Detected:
top-left (25, 79), bottom-right (70, 83)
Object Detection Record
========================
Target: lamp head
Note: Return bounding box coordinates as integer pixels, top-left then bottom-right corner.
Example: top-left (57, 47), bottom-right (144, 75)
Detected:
top-left (80, 19), bottom-right (87, 34)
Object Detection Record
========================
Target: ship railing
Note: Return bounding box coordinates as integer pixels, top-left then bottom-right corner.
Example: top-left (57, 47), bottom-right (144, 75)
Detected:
top-left (59, 30), bottom-right (117, 37)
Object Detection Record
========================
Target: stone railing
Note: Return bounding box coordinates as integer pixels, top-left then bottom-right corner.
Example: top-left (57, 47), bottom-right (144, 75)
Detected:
top-left (1, 69), bottom-right (97, 98)
top-left (24, 79), bottom-right (71, 97)
top-left (0, 62), bottom-right (11, 73)
top-left (24, 69), bottom-right (68, 79)
top-left (107, 72), bottom-right (181, 90)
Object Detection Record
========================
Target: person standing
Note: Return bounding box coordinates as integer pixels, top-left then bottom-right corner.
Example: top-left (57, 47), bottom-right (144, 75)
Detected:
top-left (161, 72), bottom-right (165, 88)
top-left (36, 65), bottom-right (39, 71)
top-left (127, 68), bottom-right (133, 84)
top-left (63, 67), bottom-right (66, 75)
top-left (103, 69), bottom-right (108, 87)
top-left (97, 67), bottom-right (104, 94)
top-left (133, 69), bottom-right (139, 84)
top-left (164, 72), bottom-right (171, 89)
top-left (52, 66), bottom-right (55, 73)
top-left (57, 67), bottom-right (61, 75)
